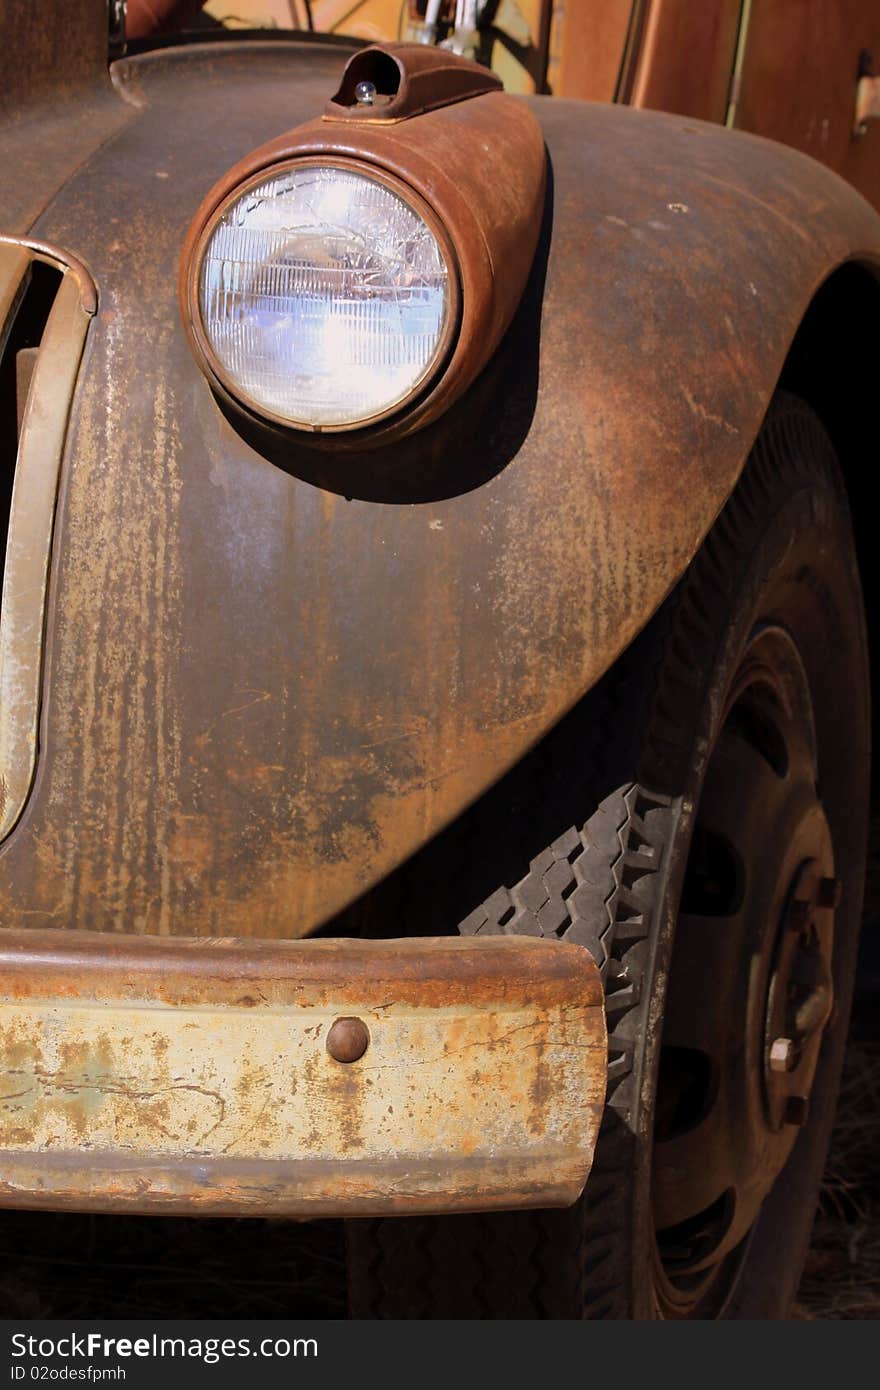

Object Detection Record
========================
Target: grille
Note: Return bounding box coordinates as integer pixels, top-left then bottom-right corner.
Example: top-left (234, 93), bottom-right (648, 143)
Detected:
top-left (0, 237), bottom-right (96, 840)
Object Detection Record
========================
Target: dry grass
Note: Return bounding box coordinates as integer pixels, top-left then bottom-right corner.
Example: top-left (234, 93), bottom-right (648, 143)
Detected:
top-left (793, 1037), bottom-right (880, 1319)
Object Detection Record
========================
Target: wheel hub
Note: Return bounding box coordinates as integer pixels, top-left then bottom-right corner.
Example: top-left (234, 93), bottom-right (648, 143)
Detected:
top-left (651, 626), bottom-right (838, 1315)
top-left (764, 858), bottom-right (836, 1133)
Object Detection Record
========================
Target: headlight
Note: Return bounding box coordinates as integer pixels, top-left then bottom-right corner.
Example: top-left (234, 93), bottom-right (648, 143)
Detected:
top-left (193, 161), bottom-right (457, 432)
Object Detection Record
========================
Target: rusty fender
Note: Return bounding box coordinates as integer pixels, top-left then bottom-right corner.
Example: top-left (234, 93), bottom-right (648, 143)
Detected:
top-left (0, 931), bottom-right (605, 1217)
top-left (2, 42), bottom-right (880, 940)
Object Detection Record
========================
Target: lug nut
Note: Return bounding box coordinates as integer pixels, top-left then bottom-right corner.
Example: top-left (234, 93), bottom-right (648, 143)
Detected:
top-left (769, 1037), bottom-right (794, 1072)
top-left (784, 1094), bottom-right (809, 1127)
top-left (327, 1016), bottom-right (370, 1063)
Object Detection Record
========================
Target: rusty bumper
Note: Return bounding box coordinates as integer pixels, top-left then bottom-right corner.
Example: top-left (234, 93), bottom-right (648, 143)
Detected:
top-left (0, 931), bottom-right (606, 1218)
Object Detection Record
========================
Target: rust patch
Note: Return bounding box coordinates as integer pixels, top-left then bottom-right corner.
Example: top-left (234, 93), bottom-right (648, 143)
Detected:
top-left (1, 42), bottom-right (879, 939)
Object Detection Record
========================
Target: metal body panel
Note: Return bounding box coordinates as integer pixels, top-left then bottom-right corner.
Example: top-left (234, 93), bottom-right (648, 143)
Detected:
top-left (0, 0), bottom-right (108, 115)
top-left (2, 42), bottom-right (880, 939)
top-left (0, 932), bottom-right (605, 1216)
top-left (0, 2), bottom-right (133, 236)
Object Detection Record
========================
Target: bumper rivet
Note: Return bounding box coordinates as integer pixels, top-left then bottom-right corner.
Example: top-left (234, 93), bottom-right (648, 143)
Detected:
top-left (327, 1016), bottom-right (370, 1063)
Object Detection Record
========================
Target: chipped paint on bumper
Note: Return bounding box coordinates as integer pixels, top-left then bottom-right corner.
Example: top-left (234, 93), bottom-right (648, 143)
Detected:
top-left (0, 931), bottom-right (606, 1218)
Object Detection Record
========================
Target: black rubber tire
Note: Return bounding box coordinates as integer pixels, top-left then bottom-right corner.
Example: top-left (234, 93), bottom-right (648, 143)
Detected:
top-left (346, 395), bottom-right (870, 1318)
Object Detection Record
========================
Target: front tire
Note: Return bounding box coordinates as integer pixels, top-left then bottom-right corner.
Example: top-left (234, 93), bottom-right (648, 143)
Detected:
top-left (347, 395), bottom-right (869, 1318)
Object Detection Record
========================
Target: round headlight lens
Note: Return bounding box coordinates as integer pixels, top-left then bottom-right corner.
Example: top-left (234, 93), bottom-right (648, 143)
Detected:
top-left (196, 163), bottom-right (453, 430)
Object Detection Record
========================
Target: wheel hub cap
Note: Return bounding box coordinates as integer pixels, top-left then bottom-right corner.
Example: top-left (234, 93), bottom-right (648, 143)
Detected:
top-left (651, 626), bottom-right (837, 1314)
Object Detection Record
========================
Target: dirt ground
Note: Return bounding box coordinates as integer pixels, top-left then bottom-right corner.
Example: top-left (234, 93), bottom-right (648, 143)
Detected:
top-left (794, 1032), bottom-right (880, 1318)
top-left (794, 815), bottom-right (880, 1320)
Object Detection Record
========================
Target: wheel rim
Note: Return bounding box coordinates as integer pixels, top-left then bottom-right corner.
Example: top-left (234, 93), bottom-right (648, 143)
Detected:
top-left (650, 625), bottom-right (837, 1318)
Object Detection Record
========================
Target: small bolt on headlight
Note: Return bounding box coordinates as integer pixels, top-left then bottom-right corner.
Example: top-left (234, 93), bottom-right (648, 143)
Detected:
top-left (193, 160), bottom-right (457, 433)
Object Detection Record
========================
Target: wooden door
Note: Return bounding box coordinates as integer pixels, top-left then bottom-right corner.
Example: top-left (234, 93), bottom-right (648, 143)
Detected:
top-left (734, 0), bottom-right (880, 209)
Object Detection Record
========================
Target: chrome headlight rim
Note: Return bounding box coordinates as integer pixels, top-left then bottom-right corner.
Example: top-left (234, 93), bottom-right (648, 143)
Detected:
top-left (185, 155), bottom-right (463, 438)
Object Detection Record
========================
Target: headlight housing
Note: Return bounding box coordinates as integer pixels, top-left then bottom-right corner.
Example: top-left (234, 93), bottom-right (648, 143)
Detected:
top-left (190, 159), bottom-right (459, 434)
top-left (180, 45), bottom-right (547, 450)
